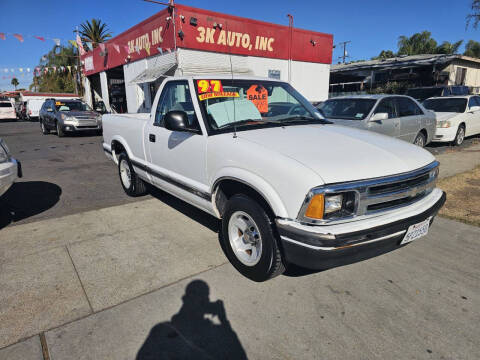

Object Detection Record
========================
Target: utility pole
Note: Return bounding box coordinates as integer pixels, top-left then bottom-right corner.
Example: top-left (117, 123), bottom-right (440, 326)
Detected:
top-left (336, 41), bottom-right (351, 64)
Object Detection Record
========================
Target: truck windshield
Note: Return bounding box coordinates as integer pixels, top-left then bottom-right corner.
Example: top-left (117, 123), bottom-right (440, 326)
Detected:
top-left (423, 98), bottom-right (467, 113)
top-left (318, 98), bottom-right (376, 120)
top-left (194, 79), bottom-right (327, 132)
top-left (55, 101), bottom-right (92, 112)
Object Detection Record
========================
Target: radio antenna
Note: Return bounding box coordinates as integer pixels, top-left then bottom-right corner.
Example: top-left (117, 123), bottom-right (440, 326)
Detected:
top-left (225, 20), bottom-right (237, 138)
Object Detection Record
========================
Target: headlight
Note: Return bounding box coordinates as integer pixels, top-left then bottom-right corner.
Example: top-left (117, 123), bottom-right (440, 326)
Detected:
top-left (60, 114), bottom-right (75, 122)
top-left (437, 120), bottom-right (451, 128)
top-left (96, 115), bottom-right (102, 122)
top-left (304, 191), bottom-right (357, 220)
top-left (0, 141), bottom-right (9, 163)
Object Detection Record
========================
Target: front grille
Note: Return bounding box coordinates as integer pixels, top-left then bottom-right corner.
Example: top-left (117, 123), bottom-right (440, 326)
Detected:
top-left (359, 164), bottom-right (437, 215)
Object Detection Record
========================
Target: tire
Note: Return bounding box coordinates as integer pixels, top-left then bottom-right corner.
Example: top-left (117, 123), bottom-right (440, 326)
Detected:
top-left (56, 122), bottom-right (65, 137)
top-left (40, 119), bottom-right (50, 135)
top-left (221, 194), bottom-right (285, 282)
top-left (413, 132), bottom-right (426, 147)
top-left (453, 125), bottom-right (465, 146)
top-left (117, 152), bottom-right (147, 197)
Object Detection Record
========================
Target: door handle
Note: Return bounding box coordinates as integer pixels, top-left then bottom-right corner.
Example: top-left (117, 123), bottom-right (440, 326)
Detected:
top-left (149, 134), bottom-right (156, 142)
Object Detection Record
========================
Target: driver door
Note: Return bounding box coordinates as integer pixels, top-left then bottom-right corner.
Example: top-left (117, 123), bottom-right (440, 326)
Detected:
top-left (145, 80), bottom-right (210, 208)
top-left (368, 98), bottom-right (400, 138)
top-left (467, 96), bottom-right (480, 135)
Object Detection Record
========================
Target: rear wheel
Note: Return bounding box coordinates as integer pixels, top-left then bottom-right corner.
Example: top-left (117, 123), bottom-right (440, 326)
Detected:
top-left (453, 125), bottom-right (465, 146)
top-left (118, 152), bottom-right (147, 197)
top-left (221, 194), bottom-right (285, 282)
top-left (413, 132), bottom-right (426, 147)
top-left (56, 122), bottom-right (64, 137)
top-left (40, 119), bottom-right (49, 135)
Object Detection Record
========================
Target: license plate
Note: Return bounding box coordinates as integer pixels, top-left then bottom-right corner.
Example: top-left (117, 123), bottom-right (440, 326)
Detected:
top-left (401, 217), bottom-right (431, 245)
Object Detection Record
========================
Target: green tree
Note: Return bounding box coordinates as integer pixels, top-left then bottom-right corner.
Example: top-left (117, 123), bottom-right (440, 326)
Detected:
top-left (467, 0), bottom-right (480, 28)
top-left (435, 40), bottom-right (463, 54)
top-left (11, 77), bottom-right (19, 90)
top-left (372, 50), bottom-right (395, 60)
top-left (464, 40), bottom-right (480, 58)
top-left (79, 19), bottom-right (111, 48)
top-left (31, 45), bottom-right (78, 93)
top-left (397, 31), bottom-right (438, 55)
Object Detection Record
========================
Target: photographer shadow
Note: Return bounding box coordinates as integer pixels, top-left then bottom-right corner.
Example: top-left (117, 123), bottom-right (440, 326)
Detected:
top-left (137, 280), bottom-right (247, 360)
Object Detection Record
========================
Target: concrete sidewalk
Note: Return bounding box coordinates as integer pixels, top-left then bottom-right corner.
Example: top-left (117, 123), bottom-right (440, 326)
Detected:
top-left (1, 193), bottom-right (479, 359)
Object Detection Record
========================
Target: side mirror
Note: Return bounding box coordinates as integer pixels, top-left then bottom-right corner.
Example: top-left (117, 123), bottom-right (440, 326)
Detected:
top-left (370, 112), bottom-right (389, 121)
top-left (164, 110), bottom-right (200, 133)
top-left (469, 106), bottom-right (480, 113)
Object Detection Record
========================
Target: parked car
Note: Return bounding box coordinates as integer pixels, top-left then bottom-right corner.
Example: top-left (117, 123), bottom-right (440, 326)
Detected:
top-left (0, 100), bottom-right (16, 120)
top-left (15, 101), bottom-right (27, 120)
top-left (0, 138), bottom-right (22, 197)
top-left (26, 98), bottom-right (45, 121)
top-left (423, 95), bottom-right (480, 146)
top-left (102, 75), bottom-right (445, 282)
top-left (318, 95), bottom-right (436, 147)
top-left (406, 85), bottom-right (469, 102)
top-left (39, 99), bottom-right (102, 137)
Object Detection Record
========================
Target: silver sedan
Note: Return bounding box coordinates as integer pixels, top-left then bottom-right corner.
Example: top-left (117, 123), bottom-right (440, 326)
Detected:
top-left (318, 95), bottom-right (436, 147)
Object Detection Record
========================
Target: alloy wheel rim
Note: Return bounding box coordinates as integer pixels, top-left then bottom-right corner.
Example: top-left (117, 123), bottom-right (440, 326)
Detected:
top-left (415, 135), bottom-right (424, 147)
top-left (457, 128), bottom-right (465, 145)
top-left (227, 211), bottom-right (262, 266)
top-left (119, 159), bottom-right (132, 188)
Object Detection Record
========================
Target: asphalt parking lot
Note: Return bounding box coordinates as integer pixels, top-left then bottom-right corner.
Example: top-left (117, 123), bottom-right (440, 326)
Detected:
top-left (0, 119), bottom-right (479, 359)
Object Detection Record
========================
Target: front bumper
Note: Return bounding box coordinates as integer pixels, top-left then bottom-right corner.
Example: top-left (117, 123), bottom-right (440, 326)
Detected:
top-left (433, 127), bottom-right (457, 142)
top-left (276, 189), bottom-right (446, 270)
top-left (0, 158), bottom-right (21, 196)
top-left (61, 122), bottom-right (102, 132)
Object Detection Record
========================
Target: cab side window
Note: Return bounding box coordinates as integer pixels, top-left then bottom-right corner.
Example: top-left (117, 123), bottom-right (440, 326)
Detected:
top-left (396, 97), bottom-right (423, 117)
top-left (374, 98), bottom-right (396, 119)
top-left (154, 81), bottom-right (198, 129)
top-left (468, 97), bottom-right (480, 108)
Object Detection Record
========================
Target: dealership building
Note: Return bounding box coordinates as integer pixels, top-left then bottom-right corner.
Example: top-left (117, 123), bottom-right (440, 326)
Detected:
top-left (81, 3), bottom-right (333, 113)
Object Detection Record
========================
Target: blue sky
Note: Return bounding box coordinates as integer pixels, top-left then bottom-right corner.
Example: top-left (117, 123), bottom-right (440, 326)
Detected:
top-left (0, 0), bottom-right (478, 91)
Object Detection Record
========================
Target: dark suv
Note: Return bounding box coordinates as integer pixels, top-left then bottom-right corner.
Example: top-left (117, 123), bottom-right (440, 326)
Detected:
top-left (39, 99), bottom-right (102, 137)
top-left (406, 86), bottom-right (469, 102)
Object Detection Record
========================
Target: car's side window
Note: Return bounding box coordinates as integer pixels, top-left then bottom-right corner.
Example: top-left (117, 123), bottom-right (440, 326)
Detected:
top-left (468, 97), bottom-right (480, 108)
top-left (374, 98), bottom-right (396, 119)
top-left (396, 98), bottom-right (423, 117)
top-left (154, 81), bottom-right (198, 128)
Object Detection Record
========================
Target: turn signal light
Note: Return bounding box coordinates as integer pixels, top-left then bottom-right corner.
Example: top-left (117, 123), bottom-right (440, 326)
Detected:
top-left (305, 194), bottom-right (325, 219)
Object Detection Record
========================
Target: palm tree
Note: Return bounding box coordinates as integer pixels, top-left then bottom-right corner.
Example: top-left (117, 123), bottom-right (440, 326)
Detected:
top-left (79, 19), bottom-right (112, 48)
top-left (464, 40), bottom-right (480, 58)
top-left (467, 0), bottom-right (480, 28)
top-left (436, 40), bottom-right (463, 54)
top-left (11, 77), bottom-right (19, 90)
top-left (397, 31), bottom-right (438, 56)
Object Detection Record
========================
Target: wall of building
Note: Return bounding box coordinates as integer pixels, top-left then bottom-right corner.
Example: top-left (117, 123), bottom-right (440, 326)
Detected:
top-left (446, 60), bottom-right (480, 90)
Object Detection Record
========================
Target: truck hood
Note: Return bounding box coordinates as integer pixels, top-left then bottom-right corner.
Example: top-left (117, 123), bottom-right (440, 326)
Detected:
top-left (434, 112), bottom-right (459, 122)
top-left (236, 124), bottom-right (435, 184)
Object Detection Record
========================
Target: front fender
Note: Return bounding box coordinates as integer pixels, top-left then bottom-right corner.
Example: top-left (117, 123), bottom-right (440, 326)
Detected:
top-left (211, 167), bottom-right (289, 218)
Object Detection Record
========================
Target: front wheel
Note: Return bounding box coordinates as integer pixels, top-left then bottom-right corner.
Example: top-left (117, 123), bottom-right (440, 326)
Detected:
top-left (118, 152), bottom-right (147, 197)
top-left (453, 125), bottom-right (465, 146)
top-left (56, 122), bottom-right (65, 137)
top-left (413, 132), bottom-right (426, 147)
top-left (221, 194), bottom-right (285, 282)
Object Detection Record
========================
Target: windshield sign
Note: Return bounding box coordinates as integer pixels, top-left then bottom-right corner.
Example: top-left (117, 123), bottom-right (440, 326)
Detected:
top-left (318, 99), bottom-right (377, 120)
top-left (194, 79), bottom-right (326, 132)
top-left (55, 101), bottom-right (92, 112)
top-left (423, 98), bottom-right (467, 113)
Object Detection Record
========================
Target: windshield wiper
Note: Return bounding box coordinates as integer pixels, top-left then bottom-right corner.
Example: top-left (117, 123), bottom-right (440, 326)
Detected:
top-left (278, 115), bottom-right (332, 124)
top-left (217, 119), bottom-right (279, 129)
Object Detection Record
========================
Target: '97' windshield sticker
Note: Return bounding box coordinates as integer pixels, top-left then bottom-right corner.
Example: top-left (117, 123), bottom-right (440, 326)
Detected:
top-left (197, 80), bottom-right (224, 93)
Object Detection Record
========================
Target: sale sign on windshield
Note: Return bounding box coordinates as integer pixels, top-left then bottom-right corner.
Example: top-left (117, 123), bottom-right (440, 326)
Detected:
top-left (247, 85), bottom-right (268, 113)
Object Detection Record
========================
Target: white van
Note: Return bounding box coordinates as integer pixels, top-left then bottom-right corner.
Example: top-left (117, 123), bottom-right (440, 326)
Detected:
top-left (0, 101), bottom-right (16, 120)
top-left (26, 99), bottom-right (45, 121)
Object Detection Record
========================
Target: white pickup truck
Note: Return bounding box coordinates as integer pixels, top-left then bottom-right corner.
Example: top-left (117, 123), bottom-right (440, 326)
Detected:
top-left (102, 76), bottom-right (446, 282)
